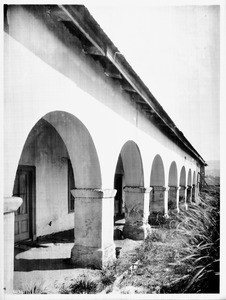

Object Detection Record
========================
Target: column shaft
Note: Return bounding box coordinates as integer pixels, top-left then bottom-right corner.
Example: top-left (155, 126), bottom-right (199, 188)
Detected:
top-left (149, 186), bottom-right (166, 225)
top-left (70, 189), bottom-right (116, 269)
top-left (4, 196), bottom-right (23, 293)
top-left (123, 187), bottom-right (151, 240)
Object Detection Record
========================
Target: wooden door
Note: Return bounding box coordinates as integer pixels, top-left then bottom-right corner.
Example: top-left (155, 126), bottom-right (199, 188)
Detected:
top-left (13, 167), bottom-right (35, 242)
top-left (114, 174), bottom-right (123, 216)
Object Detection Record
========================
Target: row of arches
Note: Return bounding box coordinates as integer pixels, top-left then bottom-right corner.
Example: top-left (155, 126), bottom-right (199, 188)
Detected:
top-left (12, 110), bottom-right (199, 267)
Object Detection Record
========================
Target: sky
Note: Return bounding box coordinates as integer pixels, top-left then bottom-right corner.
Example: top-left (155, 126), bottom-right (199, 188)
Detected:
top-left (87, 4), bottom-right (220, 162)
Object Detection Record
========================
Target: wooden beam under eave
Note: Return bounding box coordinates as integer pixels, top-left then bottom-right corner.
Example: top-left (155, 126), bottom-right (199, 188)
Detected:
top-left (50, 7), bottom-right (72, 21)
top-left (104, 70), bottom-right (122, 79)
top-left (120, 81), bottom-right (137, 93)
top-left (83, 45), bottom-right (104, 56)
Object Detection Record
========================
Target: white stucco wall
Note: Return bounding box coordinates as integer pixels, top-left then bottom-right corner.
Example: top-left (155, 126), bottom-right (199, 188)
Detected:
top-left (4, 5), bottom-right (200, 206)
top-left (17, 119), bottom-right (74, 236)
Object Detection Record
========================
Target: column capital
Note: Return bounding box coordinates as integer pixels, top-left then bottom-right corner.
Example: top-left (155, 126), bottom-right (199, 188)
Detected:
top-left (71, 188), bottom-right (116, 199)
top-left (4, 196), bottom-right (22, 214)
top-left (179, 186), bottom-right (186, 190)
top-left (123, 186), bottom-right (152, 193)
top-left (151, 186), bottom-right (166, 191)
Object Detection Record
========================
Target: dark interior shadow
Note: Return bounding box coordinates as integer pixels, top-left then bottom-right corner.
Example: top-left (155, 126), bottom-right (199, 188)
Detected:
top-left (14, 257), bottom-right (84, 271)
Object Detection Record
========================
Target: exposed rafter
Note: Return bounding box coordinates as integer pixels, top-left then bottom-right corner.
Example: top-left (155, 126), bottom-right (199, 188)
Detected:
top-left (120, 81), bottom-right (137, 93)
top-left (55, 4), bottom-right (206, 166)
top-left (83, 45), bottom-right (103, 56)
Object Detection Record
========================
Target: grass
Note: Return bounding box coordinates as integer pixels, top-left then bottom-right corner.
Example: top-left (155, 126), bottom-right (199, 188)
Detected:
top-left (15, 186), bottom-right (220, 294)
top-left (59, 275), bottom-right (99, 294)
top-left (116, 185), bottom-right (220, 294)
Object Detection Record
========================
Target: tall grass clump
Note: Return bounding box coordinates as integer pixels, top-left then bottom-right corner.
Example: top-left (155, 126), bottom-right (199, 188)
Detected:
top-left (60, 275), bottom-right (98, 294)
top-left (163, 186), bottom-right (220, 293)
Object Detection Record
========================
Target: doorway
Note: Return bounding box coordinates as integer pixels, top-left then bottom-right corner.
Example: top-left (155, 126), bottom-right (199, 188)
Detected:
top-left (13, 166), bottom-right (36, 242)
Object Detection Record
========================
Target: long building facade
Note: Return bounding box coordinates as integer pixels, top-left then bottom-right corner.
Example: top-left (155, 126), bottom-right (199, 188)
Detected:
top-left (4, 5), bottom-right (206, 292)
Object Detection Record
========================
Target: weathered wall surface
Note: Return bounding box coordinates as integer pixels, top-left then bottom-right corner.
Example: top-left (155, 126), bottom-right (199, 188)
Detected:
top-left (4, 5), bottom-right (200, 200)
top-left (18, 119), bottom-right (74, 236)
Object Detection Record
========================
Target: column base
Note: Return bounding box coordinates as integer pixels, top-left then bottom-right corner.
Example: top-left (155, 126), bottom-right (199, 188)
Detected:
top-left (123, 222), bottom-right (151, 240)
top-left (71, 243), bottom-right (115, 269)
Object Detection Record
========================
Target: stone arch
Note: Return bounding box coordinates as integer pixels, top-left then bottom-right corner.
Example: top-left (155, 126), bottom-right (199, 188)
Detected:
top-left (187, 169), bottom-right (192, 204)
top-left (179, 166), bottom-right (186, 206)
top-left (117, 140), bottom-right (144, 187)
top-left (12, 110), bottom-right (102, 240)
top-left (168, 161), bottom-right (178, 210)
top-left (168, 161), bottom-right (178, 187)
top-left (179, 166), bottom-right (186, 187)
top-left (43, 111), bottom-right (102, 188)
top-left (187, 169), bottom-right (192, 186)
top-left (149, 155), bottom-right (166, 224)
top-left (114, 141), bottom-right (147, 240)
top-left (150, 154), bottom-right (165, 187)
top-left (192, 171), bottom-right (196, 185)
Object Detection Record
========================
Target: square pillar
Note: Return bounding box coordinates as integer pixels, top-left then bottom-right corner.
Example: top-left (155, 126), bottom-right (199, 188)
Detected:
top-left (179, 186), bottom-right (188, 210)
top-left (168, 186), bottom-right (178, 211)
top-left (176, 187), bottom-right (180, 213)
top-left (149, 186), bottom-right (166, 225)
top-left (123, 187), bottom-right (151, 240)
top-left (4, 196), bottom-right (23, 293)
top-left (70, 189), bottom-right (116, 269)
top-left (187, 185), bottom-right (192, 204)
top-left (164, 187), bottom-right (170, 217)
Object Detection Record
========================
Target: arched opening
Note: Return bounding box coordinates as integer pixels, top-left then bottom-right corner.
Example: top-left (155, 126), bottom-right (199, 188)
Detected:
top-left (168, 161), bottom-right (178, 210)
top-left (113, 141), bottom-right (145, 240)
top-left (149, 154), bottom-right (165, 224)
top-left (179, 166), bottom-right (186, 206)
top-left (114, 155), bottom-right (125, 222)
top-left (13, 111), bottom-right (101, 242)
top-left (150, 154), bottom-right (165, 187)
top-left (187, 169), bottom-right (192, 204)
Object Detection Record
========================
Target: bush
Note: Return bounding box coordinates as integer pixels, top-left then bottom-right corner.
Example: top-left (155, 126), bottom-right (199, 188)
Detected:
top-left (60, 275), bottom-right (98, 294)
top-left (18, 282), bottom-right (48, 294)
top-left (162, 187), bottom-right (220, 293)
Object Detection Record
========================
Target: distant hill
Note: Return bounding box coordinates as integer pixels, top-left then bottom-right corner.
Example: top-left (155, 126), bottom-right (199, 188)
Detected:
top-left (205, 160), bottom-right (220, 177)
top-left (205, 160), bottom-right (220, 186)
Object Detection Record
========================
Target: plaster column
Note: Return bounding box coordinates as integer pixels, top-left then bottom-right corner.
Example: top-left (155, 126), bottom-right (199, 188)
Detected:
top-left (164, 187), bottom-right (170, 218)
top-left (187, 185), bottom-right (192, 205)
top-left (168, 186), bottom-right (177, 211)
top-left (149, 186), bottom-right (166, 225)
top-left (70, 188), bottom-right (116, 269)
top-left (195, 183), bottom-right (199, 199)
top-left (184, 187), bottom-right (188, 210)
top-left (175, 187), bottom-right (180, 213)
top-left (123, 187), bottom-right (151, 240)
top-left (178, 186), bottom-right (188, 210)
top-left (4, 196), bottom-right (23, 293)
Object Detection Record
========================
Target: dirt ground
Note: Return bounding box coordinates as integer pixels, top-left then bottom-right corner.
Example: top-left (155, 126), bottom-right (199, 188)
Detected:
top-left (14, 228), bottom-right (141, 294)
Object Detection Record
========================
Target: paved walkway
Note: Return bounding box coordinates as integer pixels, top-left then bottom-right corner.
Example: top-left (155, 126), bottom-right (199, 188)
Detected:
top-left (14, 221), bottom-right (141, 293)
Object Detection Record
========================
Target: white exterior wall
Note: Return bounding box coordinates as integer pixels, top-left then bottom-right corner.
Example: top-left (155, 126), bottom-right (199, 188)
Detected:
top-left (18, 120), bottom-right (73, 237)
top-left (4, 6), bottom-right (200, 213)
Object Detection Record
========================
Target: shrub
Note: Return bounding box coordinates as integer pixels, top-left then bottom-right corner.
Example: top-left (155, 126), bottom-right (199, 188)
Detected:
top-left (19, 282), bottom-right (48, 294)
top-left (162, 186), bottom-right (220, 293)
top-left (60, 275), bottom-right (98, 294)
